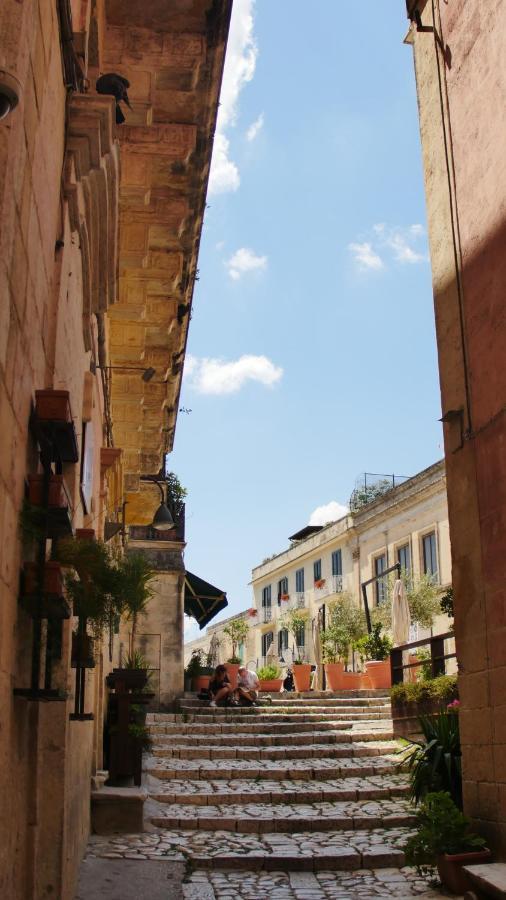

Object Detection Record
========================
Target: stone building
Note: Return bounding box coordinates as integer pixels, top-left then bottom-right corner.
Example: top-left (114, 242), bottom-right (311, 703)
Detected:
top-left (0, 1), bottom-right (230, 898)
top-left (405, 0), bottom-right (506, 855)
top-left (184, 609), bottom-right (258, 671)
top-left (250, 461), bottom-right (451, 667)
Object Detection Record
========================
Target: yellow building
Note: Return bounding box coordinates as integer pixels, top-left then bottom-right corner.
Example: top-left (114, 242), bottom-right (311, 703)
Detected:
top-left (250, 460), bottom-right (451, 667)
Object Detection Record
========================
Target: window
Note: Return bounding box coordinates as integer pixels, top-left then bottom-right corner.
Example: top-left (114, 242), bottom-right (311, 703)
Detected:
top-left (397, 543), bottom-right (411, 574)
top-left (262, 585), bottom-right (271, 607)
top-left (331, 549), bottom-right (342, 576)
top-left (277, 576), bottom-right (288, 603)
top-left (278, 628), bottom-right (289, 653)
top-left (261, 631), bottom-right (273, 658)
top-left (313, 559), bottom-right (322, 582)
top-left (374, 553), bottom-right (387, 604)
top-left (295, 568), bottom-right (305, 593)
top-left (422, 531), bottom-right (438, 580)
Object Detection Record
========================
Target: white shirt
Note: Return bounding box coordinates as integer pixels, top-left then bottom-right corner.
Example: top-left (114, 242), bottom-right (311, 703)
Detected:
top-left (238, 669), bottom-right (259, 690)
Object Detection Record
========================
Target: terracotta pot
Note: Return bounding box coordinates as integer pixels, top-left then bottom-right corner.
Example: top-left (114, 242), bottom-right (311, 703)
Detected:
top-left (192, 675), bottom-right (211, 692)
top-left (408, 652), bottom-right (422, 683)
top-left (28, 474), bottom-right (66, 508)
top-left (24, 561), bottom-right (63, 595)
top-left (359, 673), bottom-right (372, 689)
top-left (259, 679), bottom-right (282, 692)
top-left (437, 849), bottom-right (491, 894)
top-left (292, 663), bottom-right (312, 692)
top-left (35, 389), bottom-right (72, 422)
top-left (366, 659), bottom-right (392, 689)
top-left (324, 662), bottom-right (345, 691)
top-left (341, 671), bottom-right (363, 690)
top-left (225, 663), bottom-right (241, 689)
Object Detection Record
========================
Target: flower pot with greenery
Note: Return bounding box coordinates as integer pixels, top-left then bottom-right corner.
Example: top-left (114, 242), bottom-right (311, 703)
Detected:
top-left (321, 594), bottom-right (367, 691)
top-left (223, 618), bottom-right (250, 688)
top-left (185, 649), bottom-right (212, 691)
top-left (404, 792), bottom-right (490, 893)
top-left (281, 608), bottom-right (311, 691)
top-left (355, 623), bottom-right (393, 689)
top-left (257, 663), bottom-right (282, 692)
top-left (399, 706), bottom-right (463, 808)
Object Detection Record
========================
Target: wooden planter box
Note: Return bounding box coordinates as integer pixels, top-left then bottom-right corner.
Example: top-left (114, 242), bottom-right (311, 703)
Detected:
top-left (391, 697), bottom-right (452, 740)
top-left (437, 849), bottom-right (492, 894)
top-left (35, 390), bottom-right (72, 422)
top-left (24, 561), bottom-right (63, 595)
top-left (28, 474), bottom-right (66, 508)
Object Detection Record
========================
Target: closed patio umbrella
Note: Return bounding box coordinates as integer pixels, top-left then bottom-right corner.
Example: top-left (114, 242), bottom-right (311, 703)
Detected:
top-left (391, 578), bottom-right (410, 646)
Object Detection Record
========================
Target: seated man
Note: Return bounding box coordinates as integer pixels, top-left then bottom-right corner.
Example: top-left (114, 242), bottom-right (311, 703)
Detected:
top-left (208, 664), bottom-right (236, 708)
top-left (236, 666), bottom-right (259, 706)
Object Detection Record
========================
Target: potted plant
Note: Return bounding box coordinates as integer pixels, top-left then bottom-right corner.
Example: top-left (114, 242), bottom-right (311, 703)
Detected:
top-left (117, 552), bottom-right (155, 652)
top-left (185, 650), bottom-right (210, 692)
top-left (314, 578), bottom-right (326, 590)
top-left (107, 649), bottom-right (150, 692)
top-left (321, 594), bottom-right (367, 690)
top-left (247, 608), bottom-right (258, 618)
top-left (404, 792), bottom-right (491, 893)
top-left (399, 707), bottom-right (462, 808)
top-left (223, 618), bottom-right (250, 688)
top-left (281, 608), bottom-right (311, 691)
top-left (280, 593), bottom-right (290, 601)
top-left (257, 663), bottom-right (283, 692)
top-left (355, 623), bottom-right (393, 689)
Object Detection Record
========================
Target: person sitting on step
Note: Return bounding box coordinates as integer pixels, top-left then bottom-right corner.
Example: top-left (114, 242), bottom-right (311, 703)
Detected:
top-left (236, 666), bottom-right (260, 706)
top-left (208, 664), bottom-right (236, 708)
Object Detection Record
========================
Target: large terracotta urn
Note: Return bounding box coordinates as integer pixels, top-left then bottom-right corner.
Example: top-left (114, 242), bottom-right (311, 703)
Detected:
top-left (324, 662), bottom-right (345, 691)
top-left (365, 659), bottom-right (391, 689)
top-left (225, 663), bottom-right (241, 689)
top-left (292, 663), bottom-right (312, 692)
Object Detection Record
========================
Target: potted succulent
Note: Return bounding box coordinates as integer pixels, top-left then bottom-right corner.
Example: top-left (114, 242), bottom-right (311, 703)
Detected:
top-left (280, 608), bottom-right (311, 691)
top-left (355, 623), bottom-right (393, 689)
top-left (257, 663), bottom-right (283, 692)
top-left (223, 618), bottom-right (250, 688)
top-left (404, 792), bottom-right (491, 893)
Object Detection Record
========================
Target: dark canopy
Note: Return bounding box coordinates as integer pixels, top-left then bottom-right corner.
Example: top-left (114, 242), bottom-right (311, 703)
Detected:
top-left (184, 571), bottom-right (228, 630)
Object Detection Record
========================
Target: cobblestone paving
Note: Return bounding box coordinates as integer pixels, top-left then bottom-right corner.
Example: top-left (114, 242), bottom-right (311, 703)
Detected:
top-left (187, 868), bottom-right (456, 899)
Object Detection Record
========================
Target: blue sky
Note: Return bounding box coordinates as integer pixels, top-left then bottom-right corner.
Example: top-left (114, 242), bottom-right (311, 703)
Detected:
top-left (172, 1), bottom-right (443, 640)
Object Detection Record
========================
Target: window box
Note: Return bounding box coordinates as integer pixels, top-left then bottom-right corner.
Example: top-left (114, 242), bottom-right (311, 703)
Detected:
top-left (314, 578), bottom-right (326, 590)
top-left (28, 474), bottom-right (66, 508)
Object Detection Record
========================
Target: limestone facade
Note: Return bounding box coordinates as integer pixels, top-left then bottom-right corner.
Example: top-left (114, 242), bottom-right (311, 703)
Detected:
top-left (249, 461), bottom-right (451, 668)
top-left (406, 0), bottom-right (506, 854)
top-left (0, 1), bottom-right (230, 897)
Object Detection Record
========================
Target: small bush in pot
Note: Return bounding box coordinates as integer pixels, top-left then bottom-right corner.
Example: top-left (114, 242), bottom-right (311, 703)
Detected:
top-left (404, 791), bottom-right (490, 892)
top-left (398, 707), bottom-right (462, 808)
top-left (355, 623), bottom-right (392, 688)
top-left (257, 663), bottom-right (283, 692)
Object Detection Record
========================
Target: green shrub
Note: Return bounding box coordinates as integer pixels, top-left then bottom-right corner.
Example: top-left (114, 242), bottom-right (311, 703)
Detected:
top-left (390, 674), bottom-right (457, 706)
top-left (185, 650), bottom-right (204, 679)
top-left (354, 623), bottom-right (392, 662)
top-left (404, 792), bottom-right (486, 878)
top-left (399, 709), bottom-right (462, 807)
top-left (257, 664), bottom-right (281, 681)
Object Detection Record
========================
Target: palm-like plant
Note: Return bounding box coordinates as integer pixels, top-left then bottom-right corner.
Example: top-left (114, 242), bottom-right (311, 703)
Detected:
top-left (119, 553), bottom-right (155, 650)
top-left (399, 709), bottom-right (462, 808)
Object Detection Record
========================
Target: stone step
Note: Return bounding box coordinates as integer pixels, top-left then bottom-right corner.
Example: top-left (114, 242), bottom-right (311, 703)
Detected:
top-left (149, 774), bottom-right (410, 806)
top-left (179, 698), bottom-right (391, 709)
top-left (149, 797), bottom-right (417, 833)
top-left (180, 690), bottom-right (391, 700)
top-left (150, 729), bottom-right (395, 747)
top-left (151, 740), bottom-right (399, 762)
top-left (178, 702), bottom-right (390, 713)
top-left (146, 755), bottom-right (397, 782)
top-left (147, 720), bottom-right (387, 736)
top-left (87, 827), bottom-right (410, 872)
top-left (175, 711), bottom-right (392, 723)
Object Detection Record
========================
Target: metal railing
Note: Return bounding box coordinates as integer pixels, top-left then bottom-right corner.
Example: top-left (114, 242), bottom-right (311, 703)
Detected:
top-left (261, 607), bottom-right (272, 624)
top-left (331, 575), bottom-right (343, 593)
top-left (390, 631), bottom-right (456, 685)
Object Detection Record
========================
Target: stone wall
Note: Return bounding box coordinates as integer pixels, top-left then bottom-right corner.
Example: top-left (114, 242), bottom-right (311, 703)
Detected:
top-left (408, 0), bottom-right (506, 854)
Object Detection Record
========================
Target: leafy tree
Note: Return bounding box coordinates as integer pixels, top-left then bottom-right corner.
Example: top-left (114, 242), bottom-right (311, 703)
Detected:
top-left (371, 572), bottom-right (442, 631)
top-left (223, 617), bottom-right (250, 663)
top-left (165, 471), bottom-right (187, 519)
top-left (350, 478), bottom-right (393, 512)
top-left (321, 593), bottom-right (367, 666)
top-left (281, 608), bottom-right (310, 661)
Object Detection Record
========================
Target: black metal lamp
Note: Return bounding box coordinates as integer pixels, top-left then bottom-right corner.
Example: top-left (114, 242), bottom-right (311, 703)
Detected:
top-left (151, 481), bottom-right (175, 532)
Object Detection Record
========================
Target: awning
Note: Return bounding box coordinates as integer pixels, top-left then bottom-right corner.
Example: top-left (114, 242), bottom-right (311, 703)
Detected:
top-left (184, 571), bottom-right (228, 630)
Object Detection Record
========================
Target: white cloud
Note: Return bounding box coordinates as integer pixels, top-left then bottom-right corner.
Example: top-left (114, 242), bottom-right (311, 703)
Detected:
top-left (184, 354), bottom-right (283, 395)
top-left (208, 0), bottom-right (258, 196)
top-left (348, 241), bottom-right (384, 271)
top-left (246, 112), bottom-right (264, 141)
top-left (309, 501), bottom-right (349, 526)
top-left (349, 224), bottom-right (428, 270)
top-left (226, 247), bottom-right (267, 280)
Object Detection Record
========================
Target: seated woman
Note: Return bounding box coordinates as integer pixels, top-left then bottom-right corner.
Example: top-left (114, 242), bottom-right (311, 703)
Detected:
top-left (208, 664), bottom-right (236, 708)
top-left (236, 667), bottom-right (259, 706)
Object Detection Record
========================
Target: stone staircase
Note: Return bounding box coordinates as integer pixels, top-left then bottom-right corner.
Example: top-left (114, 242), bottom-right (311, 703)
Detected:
top-left (85, 692), bottom-right (453, 898)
